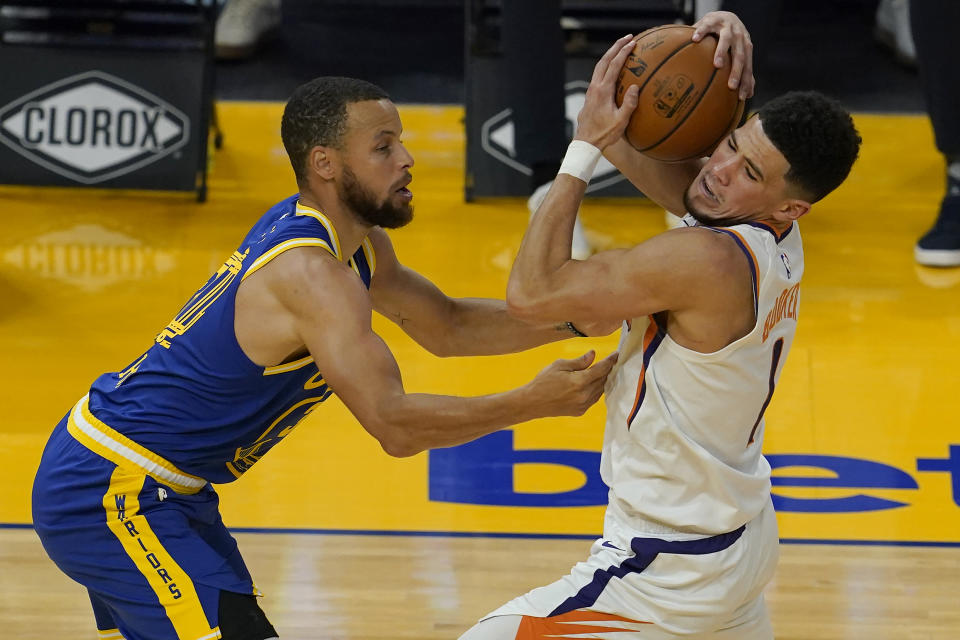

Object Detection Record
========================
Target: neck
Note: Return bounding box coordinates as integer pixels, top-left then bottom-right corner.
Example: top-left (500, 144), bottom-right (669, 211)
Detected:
top-left (297, 189), bottom-right (371, 262)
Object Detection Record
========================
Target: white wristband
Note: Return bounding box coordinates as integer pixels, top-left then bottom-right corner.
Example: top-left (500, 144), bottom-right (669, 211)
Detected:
top-left (558, 140), bottom-right (602, 184)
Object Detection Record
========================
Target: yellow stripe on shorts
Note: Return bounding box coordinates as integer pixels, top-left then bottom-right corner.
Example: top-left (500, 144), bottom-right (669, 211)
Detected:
top-left (67, 394), bottom-right (207, 495)
top-left (102, 466), bottom-right (222, 640)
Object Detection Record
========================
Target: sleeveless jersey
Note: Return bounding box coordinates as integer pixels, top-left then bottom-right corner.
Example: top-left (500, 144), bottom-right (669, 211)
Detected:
top-left (75, 195), bottom-right (376, 486)
top-left (601, 216), bottom-right (802, 535)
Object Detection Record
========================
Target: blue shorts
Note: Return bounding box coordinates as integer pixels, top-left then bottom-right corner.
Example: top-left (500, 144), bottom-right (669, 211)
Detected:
top-left (32, 416), bottom-right (258, 640)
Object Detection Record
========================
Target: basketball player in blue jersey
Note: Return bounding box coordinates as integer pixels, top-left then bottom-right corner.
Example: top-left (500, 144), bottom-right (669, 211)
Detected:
top-left (31, 76), bottom-right (619, 640)
top-left (460, 14), bottom-right (862, 640)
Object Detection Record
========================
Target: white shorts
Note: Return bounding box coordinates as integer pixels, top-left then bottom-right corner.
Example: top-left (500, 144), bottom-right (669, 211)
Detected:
top-left (475, 499), bottom-right (779, 639)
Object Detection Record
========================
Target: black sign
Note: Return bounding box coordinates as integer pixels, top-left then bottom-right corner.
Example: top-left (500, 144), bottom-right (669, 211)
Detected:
top-left (0, 46), bottom-right (207, 195)
top-left (465, 57), bottom-right (640, 200)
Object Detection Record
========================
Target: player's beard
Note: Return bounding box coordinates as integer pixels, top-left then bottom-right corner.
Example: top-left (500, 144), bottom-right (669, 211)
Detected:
top-left (682, 188), bottom-right (754, 228)
top-left (339, 164), bottom-right (413, 229)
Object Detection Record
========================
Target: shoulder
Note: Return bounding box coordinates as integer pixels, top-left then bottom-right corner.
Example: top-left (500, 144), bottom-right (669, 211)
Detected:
top-left (250, 245), bottom-right (368, 309)
top-left (366, 226), bottom-right (396, 259)
top-left (276, 245), bottom-right (358, 284)
top-left (255, 194), bottom-right (302, 231)
top-left (365, 227), bottom-right (401, 279)
top-left (628, 226), bottom-right (753, 309)
top-left (242, 203), bottom-right (341, 266)
top-left (632, 226), bottom-right (746, 274)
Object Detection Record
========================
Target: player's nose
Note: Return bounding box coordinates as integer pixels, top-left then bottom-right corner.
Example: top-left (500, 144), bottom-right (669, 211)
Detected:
top-left (711, 157), bottom-right (735, 184)
top-left (399, 142), bottom-right (414, 169)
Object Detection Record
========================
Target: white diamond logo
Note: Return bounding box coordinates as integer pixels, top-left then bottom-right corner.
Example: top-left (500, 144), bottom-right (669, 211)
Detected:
top-left (0, 71), bottom-right (189, 184)
top-left (479, 80), bottom-right (624, 193)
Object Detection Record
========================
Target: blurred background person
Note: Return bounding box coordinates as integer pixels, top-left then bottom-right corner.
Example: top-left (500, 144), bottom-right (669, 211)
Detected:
top-left (716, 0), bottom-right (956, 266)
top-left (910, 0), bottom-right (960, 267)
top-left (874, 0), bottom-right (915, 67)
top-left (215, 0), bottom-right (280, 60)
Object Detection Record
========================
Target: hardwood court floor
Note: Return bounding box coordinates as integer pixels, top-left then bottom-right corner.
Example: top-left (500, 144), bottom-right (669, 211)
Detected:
top-left (1, 103), bottom-right (959, 638)
top-left (3, 528), bottom-right (959, 639)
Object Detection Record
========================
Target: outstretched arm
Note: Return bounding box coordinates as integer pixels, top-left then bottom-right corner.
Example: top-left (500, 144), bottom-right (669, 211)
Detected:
top-left (367, 228), bottom-right (615, 357)
top-left (260, 246), bottom-right (617, 457)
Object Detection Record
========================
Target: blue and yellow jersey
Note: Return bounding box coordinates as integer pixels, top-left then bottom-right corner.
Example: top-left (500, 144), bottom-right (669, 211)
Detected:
top-left (71, 194), bottom-right (376, 487)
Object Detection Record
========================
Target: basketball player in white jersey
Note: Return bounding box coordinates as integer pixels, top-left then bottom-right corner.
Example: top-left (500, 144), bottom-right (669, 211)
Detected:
top-left (458, 14), bottom-right (861, 640)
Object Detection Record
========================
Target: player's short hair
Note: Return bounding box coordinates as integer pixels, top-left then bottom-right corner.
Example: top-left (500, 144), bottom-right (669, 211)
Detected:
top-left (281, 76), bottom-right (390, 183)
top-left (758, 91), bottom-right (861, 203)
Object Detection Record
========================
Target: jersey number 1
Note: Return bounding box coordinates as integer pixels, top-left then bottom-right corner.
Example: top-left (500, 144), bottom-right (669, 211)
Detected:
top-left (748, 337), bottom-right (784, 445)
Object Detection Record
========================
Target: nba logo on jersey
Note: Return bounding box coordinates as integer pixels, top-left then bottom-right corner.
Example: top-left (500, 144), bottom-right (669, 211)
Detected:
top-left (0, 70), bottom-right (189, 184)
top-left (780, 251), bottom-right (792, 279)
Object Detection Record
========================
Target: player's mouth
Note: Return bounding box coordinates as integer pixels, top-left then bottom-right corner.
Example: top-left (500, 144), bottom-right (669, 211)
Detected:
top-left (394, 175), bottom-right (413, 202)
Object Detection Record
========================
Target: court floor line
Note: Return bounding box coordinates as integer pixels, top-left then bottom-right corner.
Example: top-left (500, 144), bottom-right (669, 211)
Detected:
top-left (3, 521), bottom-right (959, 547)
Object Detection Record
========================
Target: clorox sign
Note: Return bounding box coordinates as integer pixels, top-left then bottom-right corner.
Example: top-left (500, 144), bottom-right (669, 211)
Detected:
top-left (0, 71), bottom-right (189, 184)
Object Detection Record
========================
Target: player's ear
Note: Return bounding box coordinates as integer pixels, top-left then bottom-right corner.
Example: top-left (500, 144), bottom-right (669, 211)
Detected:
top-left (777, 198), bottom-right (810, 222)
top-left (308, 145), bottom-right (337, 180)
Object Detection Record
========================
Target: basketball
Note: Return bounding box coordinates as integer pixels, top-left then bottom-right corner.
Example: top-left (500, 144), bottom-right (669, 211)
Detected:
top-left (615, 25), bottom-right (745, 161)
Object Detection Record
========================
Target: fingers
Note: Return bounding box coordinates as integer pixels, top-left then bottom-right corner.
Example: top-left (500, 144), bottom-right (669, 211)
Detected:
top-left (574, 352), bottom-right (619, 413)
top-left (618, 84), bottom-right (640, 117)
top-left (726, 33), bottom-right (743, 91)
top-left (691, 11), bottom-right (755, 100)
top-left (725, 25), bottom-right (752, 96)
top-left (713, 27), bottom-right (730, 69)
top-left (544, 350), bottom-right (618, 416)
top-left (611, 84), bottom-right (640, 137)
top-left (592, 34), bottom-right (634, 85)
top-left (560, 349), bottom-right (597, 372)
top-left (608, 33), bottom-right (636, 58)
top-left (738, 41), bottom-right (755, 100)
top-left (603, 38), bottom-right (637, 86)
top-left (593, 350), bottom-right (620, 377)
top-left (692, 13), bottom-right (722, 47)
top-left (600, 350), bottom-right (620, 367)
top-left (723, 33), bottom-right (753, 99)
top-left (580, 350), bottom-right (619, 384)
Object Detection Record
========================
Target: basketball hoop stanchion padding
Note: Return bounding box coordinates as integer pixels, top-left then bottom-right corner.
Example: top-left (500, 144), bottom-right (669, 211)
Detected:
top-left (0, 1), bottom-right (217, 202)
top-left (462, 0), bottom-right (691, 201)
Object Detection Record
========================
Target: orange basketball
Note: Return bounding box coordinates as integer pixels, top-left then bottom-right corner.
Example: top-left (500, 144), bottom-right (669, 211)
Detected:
top-left (615, 25), bottom-right (745, 162)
